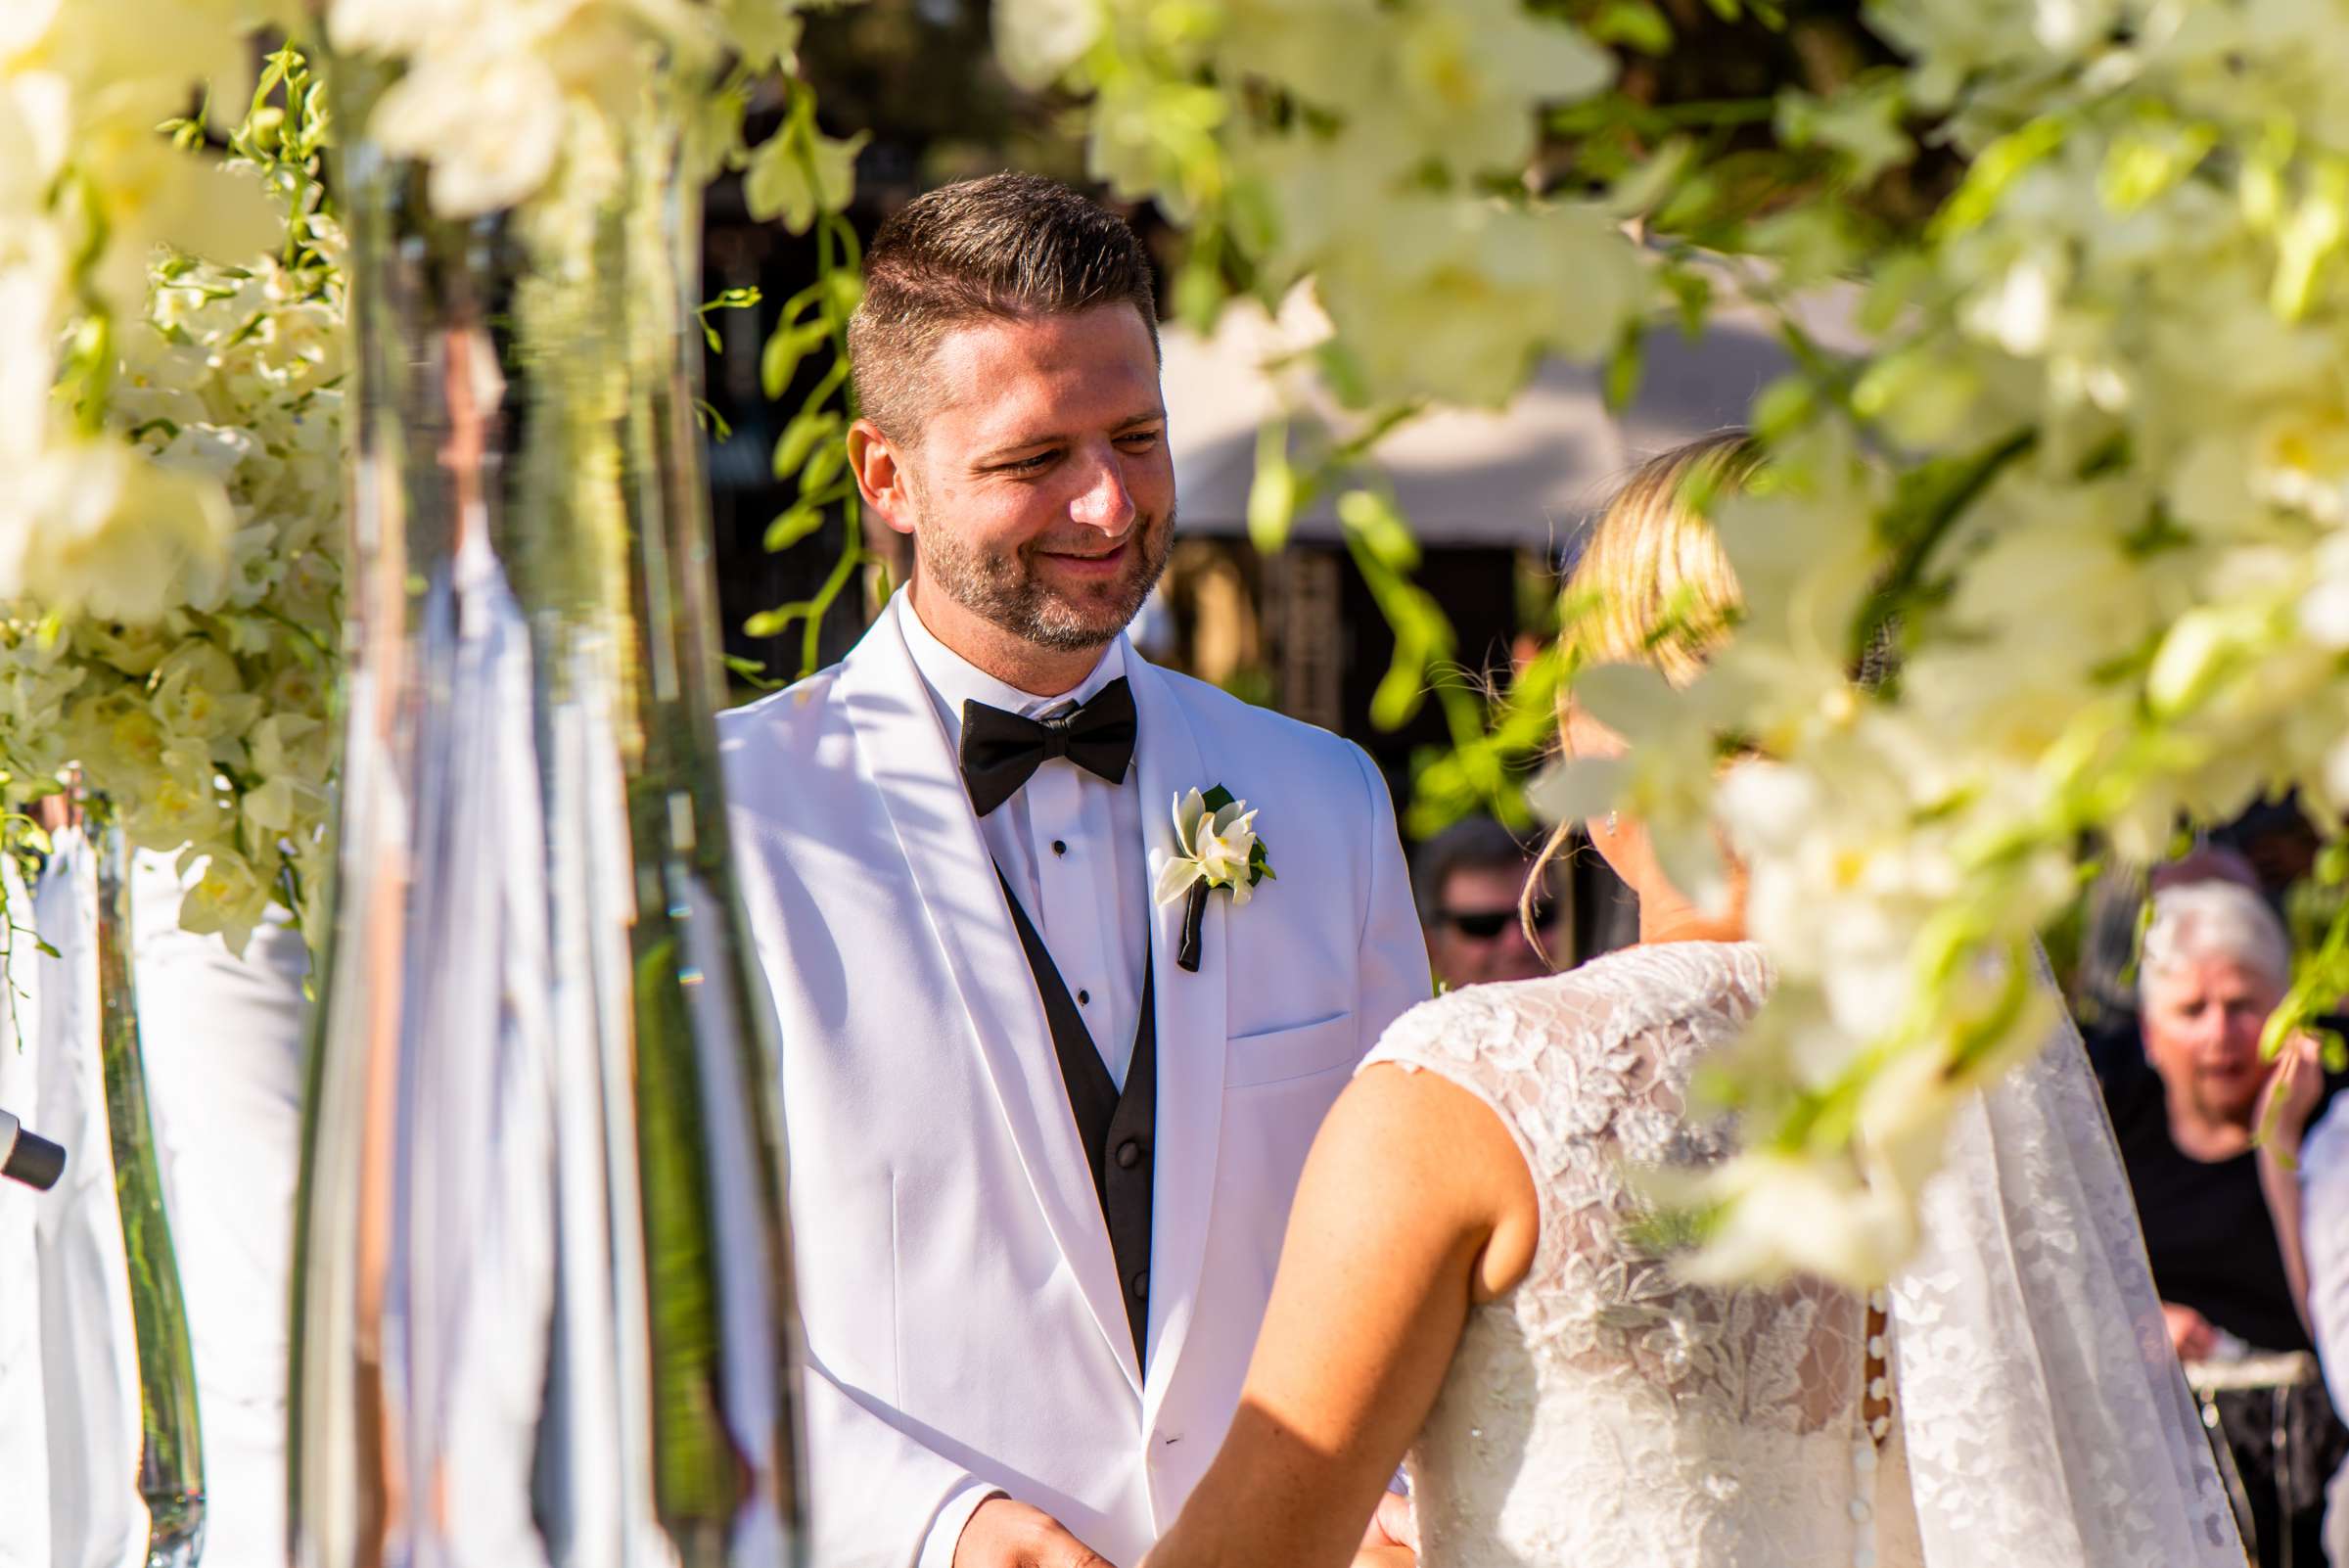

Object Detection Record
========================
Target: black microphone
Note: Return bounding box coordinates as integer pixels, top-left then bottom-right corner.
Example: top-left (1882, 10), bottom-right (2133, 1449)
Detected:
top-left (0, 1107), bottom-right (65, 1192)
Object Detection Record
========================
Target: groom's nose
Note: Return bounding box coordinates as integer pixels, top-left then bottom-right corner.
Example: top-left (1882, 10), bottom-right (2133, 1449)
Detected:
top-left (1067, 450), bottom-right (1136, 533)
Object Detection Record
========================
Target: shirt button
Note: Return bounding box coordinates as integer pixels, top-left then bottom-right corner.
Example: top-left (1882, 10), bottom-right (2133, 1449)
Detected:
top-left (1116, 1138), bottom-right (1144, 1170)
top-left (1129, 1269), bottom-right (1149, 1299)
top-left (1078, 989), bottom-right (1090, 1004)
top-left (1052, 840), bottom-right (1068, 856)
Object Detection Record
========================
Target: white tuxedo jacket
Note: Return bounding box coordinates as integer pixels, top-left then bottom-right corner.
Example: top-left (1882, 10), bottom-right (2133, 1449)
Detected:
top-left (718, 602), bottom-right (1428, 1567)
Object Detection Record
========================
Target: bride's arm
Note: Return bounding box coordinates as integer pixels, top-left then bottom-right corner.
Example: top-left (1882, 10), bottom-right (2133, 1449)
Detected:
top-left (1144, 1062), bottom-right (1540, 1568)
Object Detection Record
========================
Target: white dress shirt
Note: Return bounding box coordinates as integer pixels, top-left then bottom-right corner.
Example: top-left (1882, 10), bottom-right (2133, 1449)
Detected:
top-left (898, 595), bottom-right (1149, 1088)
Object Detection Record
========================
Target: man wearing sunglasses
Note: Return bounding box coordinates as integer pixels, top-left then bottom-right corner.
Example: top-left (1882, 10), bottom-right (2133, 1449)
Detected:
top-left (1411, 815), bottom-right (1562, 990)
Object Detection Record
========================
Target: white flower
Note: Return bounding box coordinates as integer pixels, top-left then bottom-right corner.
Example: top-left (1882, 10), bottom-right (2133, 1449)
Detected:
top-left (1154, 786), bottom-right (1272, 909)
top-left (369, 45), bottom-right (570, 218)
top-left (994, 0), bottom-right (1103, 91)
top-left (175, 842), bottom-right (274, 955)
top-left (2, 439), bottom-right (234, 624)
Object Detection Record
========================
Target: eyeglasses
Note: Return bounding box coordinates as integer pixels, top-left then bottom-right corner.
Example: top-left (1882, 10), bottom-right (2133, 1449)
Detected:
top-left (1434, 900), bottom-right (1558, 941)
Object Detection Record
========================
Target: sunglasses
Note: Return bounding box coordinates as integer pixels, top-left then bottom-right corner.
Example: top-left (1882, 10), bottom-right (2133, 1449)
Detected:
top-left (1435, 900), bottom-right (1558, 941)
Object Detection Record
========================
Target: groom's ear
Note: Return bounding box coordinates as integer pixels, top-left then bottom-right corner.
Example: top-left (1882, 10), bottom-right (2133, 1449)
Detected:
top-left (848, 418), bottom-right (917, 536)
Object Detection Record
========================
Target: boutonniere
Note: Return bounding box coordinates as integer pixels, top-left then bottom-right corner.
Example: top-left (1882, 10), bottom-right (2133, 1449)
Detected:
top-left (1154, 785), bottom-right (1274, 973)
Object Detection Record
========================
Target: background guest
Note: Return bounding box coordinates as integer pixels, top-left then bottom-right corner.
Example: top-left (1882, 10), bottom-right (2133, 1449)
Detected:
top-left (2096, 878), bottom-right (2349, 1567)
top-left (1410, 815), bottom-right (1558, 990)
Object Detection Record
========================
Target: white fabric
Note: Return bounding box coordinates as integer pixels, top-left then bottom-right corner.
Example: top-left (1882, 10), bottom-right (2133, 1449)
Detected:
top-left (1359, 940), bottom-right (2241, 1568)
top-left (130, 850), bottom-right (310, 1568)
top-left (1364, 944), bottom-right (1906, 1567)
top-left (718, 597), bottom-right (1429, 1568)
top-left (29, 832), bottom-right (148, 1568)
top-left (2, 835), bottom-right (311, 1568)
top-left (0, 862), bottom-right (53, 1568)
top-left (898, 595), bottom-right (1147, 1087)
top-left (2294, 1093), bottom-right (2349, 1417)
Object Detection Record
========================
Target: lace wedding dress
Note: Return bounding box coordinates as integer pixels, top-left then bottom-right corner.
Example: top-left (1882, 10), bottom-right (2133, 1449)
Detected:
top-left (1362, 940), bottom-right (2243, 1568)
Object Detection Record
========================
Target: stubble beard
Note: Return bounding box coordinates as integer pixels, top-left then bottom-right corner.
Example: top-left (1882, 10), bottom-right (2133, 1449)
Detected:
top-left (914, 502), bottom-right (1175, 655)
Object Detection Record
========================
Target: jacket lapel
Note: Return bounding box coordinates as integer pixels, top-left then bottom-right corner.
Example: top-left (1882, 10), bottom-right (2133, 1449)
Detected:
top-left (1127, 658), bottom-right (1230, 1424)
top-left (835, 606), bottom-right (1143, 1396)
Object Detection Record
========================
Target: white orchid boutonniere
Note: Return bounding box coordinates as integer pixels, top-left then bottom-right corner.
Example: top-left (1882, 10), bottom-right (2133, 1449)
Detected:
top-left (1155, 785), bottom-right (1274, 972)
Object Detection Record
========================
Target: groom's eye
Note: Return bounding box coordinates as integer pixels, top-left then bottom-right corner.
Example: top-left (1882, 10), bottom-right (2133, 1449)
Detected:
top-left (1116, 429), bottom-right (1163, 450)
top-left (995, 450), bottom-right (1059, 474)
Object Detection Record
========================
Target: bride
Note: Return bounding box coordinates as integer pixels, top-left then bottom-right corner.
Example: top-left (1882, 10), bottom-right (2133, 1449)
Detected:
top-left (1145, 435), bottom-right (2245, 1568)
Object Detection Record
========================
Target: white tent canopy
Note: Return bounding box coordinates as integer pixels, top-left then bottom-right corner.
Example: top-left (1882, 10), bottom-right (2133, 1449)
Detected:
top-left (1162, 289), bottom-right (1858, 549)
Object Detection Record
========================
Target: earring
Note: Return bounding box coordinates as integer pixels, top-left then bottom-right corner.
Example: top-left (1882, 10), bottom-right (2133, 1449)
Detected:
top-left (1604, 811), bottom-right (1619, 835)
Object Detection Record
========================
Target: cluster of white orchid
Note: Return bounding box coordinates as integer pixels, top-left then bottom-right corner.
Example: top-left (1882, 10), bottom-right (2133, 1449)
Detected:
top-left (0, 0), bottom-right (286, 625)
top-left (324, 0), bottom-right (864, 235)
top-left (1, 35), bottom-right (345, 954)
top-left (997, 0), bottom-right (1644, 411)
top-left (1010, 0), bottom-right (2349, 1281)
top-left (0, 8), bottom-right (344, 950)
top-left (3, 1), bottom-right (851, 956)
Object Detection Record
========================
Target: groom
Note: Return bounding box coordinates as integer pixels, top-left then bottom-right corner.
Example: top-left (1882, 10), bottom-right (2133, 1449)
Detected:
top-left (719, 173), bottom-right (1428, 1567)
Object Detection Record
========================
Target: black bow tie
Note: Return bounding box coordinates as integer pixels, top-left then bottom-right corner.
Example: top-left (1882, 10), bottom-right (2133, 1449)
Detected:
top-left (959, 678), bottom-right (1138, 817)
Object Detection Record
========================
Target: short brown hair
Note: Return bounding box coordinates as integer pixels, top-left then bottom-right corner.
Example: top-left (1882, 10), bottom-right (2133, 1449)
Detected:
top-left (848, 171), bottom-right (1161, 442)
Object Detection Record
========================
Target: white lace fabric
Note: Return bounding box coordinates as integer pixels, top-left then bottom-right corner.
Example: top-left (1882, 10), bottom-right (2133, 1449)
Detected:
top-left (1361, 940), bottom-right (2241, 1568)
top-left (1365, 943), bottom-right (1897, 1567)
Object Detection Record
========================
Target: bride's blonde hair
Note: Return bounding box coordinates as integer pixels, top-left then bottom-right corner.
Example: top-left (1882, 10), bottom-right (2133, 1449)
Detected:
top-left (1523, 430), bottom-right (1757, 947)
top-left (1563, 430), bottom-right (1756, 687)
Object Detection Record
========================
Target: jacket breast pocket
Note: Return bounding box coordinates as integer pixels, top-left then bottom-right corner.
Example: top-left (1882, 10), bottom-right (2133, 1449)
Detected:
top-left (1222, 1012), bottom-right (1359, 1088)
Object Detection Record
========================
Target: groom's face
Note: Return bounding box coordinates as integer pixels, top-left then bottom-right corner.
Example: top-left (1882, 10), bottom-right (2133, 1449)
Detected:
top-left (854, 304), bottom-right (1174, 661)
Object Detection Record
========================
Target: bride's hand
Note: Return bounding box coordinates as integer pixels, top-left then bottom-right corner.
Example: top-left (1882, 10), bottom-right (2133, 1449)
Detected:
top-left (1354, 1491), bottom-right (1417, 1566)
top-left (2257, 1032), bottom-right (2327, 1162)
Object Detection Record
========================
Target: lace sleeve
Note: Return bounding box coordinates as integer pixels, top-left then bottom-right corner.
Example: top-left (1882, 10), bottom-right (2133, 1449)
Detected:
top-left (1359, 945), bottom-right (1773, 1295)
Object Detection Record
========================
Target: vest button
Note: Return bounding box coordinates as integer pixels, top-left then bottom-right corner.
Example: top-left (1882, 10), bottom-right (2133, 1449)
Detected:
top-left (1116, 1138), bottom-right (1144, 1170)
top-left (1078, 989), bottom-right (1090, 1004)
top-left (1129, 1269), bottom-right (1149, 1299)
top-left (1052, 840), bottom-right (1068, 856)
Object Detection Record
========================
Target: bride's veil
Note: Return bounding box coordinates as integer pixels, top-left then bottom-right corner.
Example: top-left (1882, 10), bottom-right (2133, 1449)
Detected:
top-left (1887, 950), bottom-right (2245, 1564)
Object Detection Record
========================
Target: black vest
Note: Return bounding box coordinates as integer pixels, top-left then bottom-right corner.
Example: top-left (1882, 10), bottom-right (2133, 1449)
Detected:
top-left (995, 868), bottom-right (1157, 1369)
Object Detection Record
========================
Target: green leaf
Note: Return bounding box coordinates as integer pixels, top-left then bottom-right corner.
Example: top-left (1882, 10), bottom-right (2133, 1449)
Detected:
top-left (1336, 489), bottom-right (1420, 574)
top-left (1588, 0), bottom-right (1673, 54)
top-left (1930, 115), bottom-right (2069, 240)
top-left (764, 504), bottom-right (827, 552)
top-left (1201, 784), bottom-right (1237, 812)
top-left (772, 410), bottom-right (841, 480)
top-left (1174, 253), bottom-right (1227, 336)
top-left (1246, 420), bottom-right (1296, 553)
top-left (723, 653), bottom-right (784, 692)
top-left (1604, 326), bottom-right (1644, 412)
top-left (800, 437), bottom-right (846, 494)
top-left (700, 285), bottom-right (763, 315)
top-left (760, 322), bottom-right (831, 400)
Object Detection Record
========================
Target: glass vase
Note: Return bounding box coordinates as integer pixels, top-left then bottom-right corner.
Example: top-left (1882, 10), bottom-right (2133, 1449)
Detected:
top-left (288, 52), bottom-right (804, 1568)
top-left (93, 810), bottom-right (207, 1568)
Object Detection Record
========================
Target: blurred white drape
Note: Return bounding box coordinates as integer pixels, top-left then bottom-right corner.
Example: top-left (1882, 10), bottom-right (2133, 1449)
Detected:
top-left (0, 832), bottom-right (308, 1568)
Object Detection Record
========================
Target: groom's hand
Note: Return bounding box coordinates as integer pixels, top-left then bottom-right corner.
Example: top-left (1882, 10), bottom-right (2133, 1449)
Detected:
top-left (954, 1498), bottom-right (1116, 1568)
